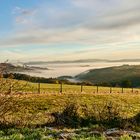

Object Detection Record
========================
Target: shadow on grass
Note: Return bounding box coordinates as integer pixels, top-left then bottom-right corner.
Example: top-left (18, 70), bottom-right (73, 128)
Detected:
top-left (0, 101), bottom-right (140, 131)
top-left (41, 101), bottom-right (140, 130)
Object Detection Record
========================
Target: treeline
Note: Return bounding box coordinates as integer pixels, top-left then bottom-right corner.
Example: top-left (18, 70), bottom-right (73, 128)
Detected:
top-left (3, 73), bottom-right (90, 85)
top-left (95, 78), bottom-right (140, 88)
top-left (2, 73), bottom-right (140, 88)
top-left (3, 73), bottom-right (65, 84)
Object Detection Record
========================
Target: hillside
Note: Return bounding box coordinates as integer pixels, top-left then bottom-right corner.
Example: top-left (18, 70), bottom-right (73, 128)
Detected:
top-left (0, 63), bottom-right (48, 73)
top-left (75, 65), bottom-right (140, 86)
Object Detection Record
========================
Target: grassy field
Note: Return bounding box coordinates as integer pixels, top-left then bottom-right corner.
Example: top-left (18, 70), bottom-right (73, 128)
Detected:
top-left (0, 93), bottom-right (140, 139)
top-left (16, 93), bottom-right (140, 117)
top-left (1, 93), bottom-right (140, 124)
top-left (21, 82), bottom-right (140, 94)
top-left (1, 78), bottom-right (140, 94)
top-left (1, 79), bottom-right (140, 139)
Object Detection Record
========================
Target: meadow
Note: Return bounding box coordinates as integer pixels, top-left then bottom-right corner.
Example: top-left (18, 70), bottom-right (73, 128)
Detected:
top-left (0, 92), bottom-right (140, 139)
top-left (0, 79), bottom-right (140, 139)
top-left (1, 78), bottom-right (140, 94)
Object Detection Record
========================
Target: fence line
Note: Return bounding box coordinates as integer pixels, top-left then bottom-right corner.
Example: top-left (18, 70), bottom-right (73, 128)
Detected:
top-left (1, 81), bottom-right (140, 94)
top-left (34, 83), bottom-right (140, 94)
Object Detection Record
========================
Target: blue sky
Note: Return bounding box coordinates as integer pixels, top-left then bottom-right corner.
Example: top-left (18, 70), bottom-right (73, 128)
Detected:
top-left (0, 0), bottom-right (140, 62)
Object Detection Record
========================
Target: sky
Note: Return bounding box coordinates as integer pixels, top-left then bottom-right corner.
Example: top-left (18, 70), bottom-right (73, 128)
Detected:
top-left (0, 0), bottom-right (140, 62)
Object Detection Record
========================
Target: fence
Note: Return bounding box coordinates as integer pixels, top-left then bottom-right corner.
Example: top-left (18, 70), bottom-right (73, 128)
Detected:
top-left (2, 81), bottom-right (139, 94)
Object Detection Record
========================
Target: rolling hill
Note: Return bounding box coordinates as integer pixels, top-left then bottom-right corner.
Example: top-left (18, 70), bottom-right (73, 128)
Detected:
top-left (75, 65), bottom-right (140, 87)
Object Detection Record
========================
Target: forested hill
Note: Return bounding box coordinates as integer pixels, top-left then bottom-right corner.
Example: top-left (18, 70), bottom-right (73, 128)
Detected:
top-left (75, 65), bottom-right (140, 87)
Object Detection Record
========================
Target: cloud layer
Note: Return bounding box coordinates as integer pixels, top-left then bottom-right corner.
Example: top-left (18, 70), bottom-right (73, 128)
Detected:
top-left (0, 0), bottom-right (140, 61)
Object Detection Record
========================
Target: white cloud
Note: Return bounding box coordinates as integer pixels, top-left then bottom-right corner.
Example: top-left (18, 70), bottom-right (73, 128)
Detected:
top-left (0, 0), bottom-right (140, 61)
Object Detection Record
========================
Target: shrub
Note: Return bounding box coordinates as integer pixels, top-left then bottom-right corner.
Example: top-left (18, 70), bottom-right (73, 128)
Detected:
top-left (51, 101), bottom-right (124, 128)
top-left (98, 102), bottom-right (122, 127)
top-left (51, 102), bottom-right (81, 128)
top-left (0, 95), bottom-right (19, 128)
top-left (133, 112), bottom-right (140, 125)
top-left (81, 101), bottom-right (123, 128)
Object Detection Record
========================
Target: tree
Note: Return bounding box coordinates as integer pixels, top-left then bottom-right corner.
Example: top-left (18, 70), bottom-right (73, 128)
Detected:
top-left (121, 80), bottom-right (132, 88)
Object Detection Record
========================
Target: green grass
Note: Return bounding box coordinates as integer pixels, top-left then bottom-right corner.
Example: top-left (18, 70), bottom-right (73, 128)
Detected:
top-left (1, 79), bottom-right (140, 139)
top-left (2, 90), bottom-right (139, 112)
top-left (10, 93), bottom-right (140, 124)
top-left (0, 127), bottom-right (136, 140)
top-left (0, 92), bottom-right (140, 139)
top-left (0, 128), bottom-right (107, 140)
top-left (2, 78), bottom-right (140, 94)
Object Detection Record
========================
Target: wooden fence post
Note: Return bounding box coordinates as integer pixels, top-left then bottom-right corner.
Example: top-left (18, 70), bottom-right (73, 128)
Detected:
top-left (60, 83), bottom-right (63, 93)
top-left (132, 87), bottom-right (134, 93)
top-left (122, 87), bottom-right (124, 93)
top-left (38, 83), bottom-right (40, 94)
top-left (10, 83), bottom-right (12, 94)
top-left (110, 87), bottom-right (112, 93)
top-left (81, 85), bottom-right (83, 93)
top-left (97, 86), bottom-right (99, 93)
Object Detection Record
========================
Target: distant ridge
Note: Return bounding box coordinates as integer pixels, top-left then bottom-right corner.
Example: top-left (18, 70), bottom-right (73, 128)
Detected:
top-left (25, 58), bottom-right (140, 65)
top-left (0, 63), bottom-right (48, 73)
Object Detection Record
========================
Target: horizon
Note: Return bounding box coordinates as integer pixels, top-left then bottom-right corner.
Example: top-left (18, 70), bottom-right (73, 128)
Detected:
top-left (0, 0), bottom-right (140, 62)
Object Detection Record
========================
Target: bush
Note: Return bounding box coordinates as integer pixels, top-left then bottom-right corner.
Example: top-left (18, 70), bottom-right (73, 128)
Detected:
top-left (0, 95), bottom-right (19, 128)
top-left (98, 102), bottom-right (122, 127)
top-left (133, 112), bottom-right (140, 124)
top-left (51, 102), bottom-right (81, 128)
top-left (81, 101), bottom-right (123, 128)
top-left (50, 101), bottom-right (124, 128)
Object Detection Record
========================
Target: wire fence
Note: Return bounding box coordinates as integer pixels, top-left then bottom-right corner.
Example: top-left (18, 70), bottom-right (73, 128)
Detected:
top-left (3, 81), bottom-right (140, 94)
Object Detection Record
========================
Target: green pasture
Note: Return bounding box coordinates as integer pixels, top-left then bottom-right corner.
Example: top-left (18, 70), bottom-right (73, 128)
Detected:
top-left (1, 86), bottom-right (140, 139)
top-left (1, 78), bottom-right (139, 94)
top-left (15, 93), bottom-right (140, 119)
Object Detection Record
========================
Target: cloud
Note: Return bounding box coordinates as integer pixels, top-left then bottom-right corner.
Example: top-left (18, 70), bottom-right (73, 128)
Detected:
top-left (1, 24), bottom-right (140, 48)
top-left (11, 0), bottom-right (140, 30)
top-left (13, 6), bottom-right (37, 25)
top-left (0, 50), bottom-right (27, 62)
top-left (70, 0), bottom-right (140, 30)
top-left (0, 0), bottom-right (140, 61)
top-left (13, 6), bottom-right (36, 16)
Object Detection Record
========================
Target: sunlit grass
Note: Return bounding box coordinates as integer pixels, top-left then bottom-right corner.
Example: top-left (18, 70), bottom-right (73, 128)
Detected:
top-left (1, 78), bottom-right (140, 94)
top-left (16, 93), bottom-right (140, 119)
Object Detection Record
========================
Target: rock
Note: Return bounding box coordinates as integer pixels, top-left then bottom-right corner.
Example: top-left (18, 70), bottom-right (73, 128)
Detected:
top-left (42, 135), bottom-right (53, 139)
top-left (59, 132), bottom-right (77, 139)
top-left (104, 128), bottom-right (123, 137)
top-left (106, 136), bottom-right (119, 140)
top-left (90, 131), bottom-right (102, 137)
top-left (45, 127), bottom-right (54, 131)
top-left (104, 128), bottom-right (140, 139)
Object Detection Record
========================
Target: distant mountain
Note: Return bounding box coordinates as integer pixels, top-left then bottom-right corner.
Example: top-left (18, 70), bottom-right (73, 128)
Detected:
top-left (0, 63), bottom-right (27, 72)
top-left (25, 59), bottom-right (140, 65)
top-left (75, 65), bottom-right (140, 87)
top-left (0, 63), bottom-right (48, 73)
